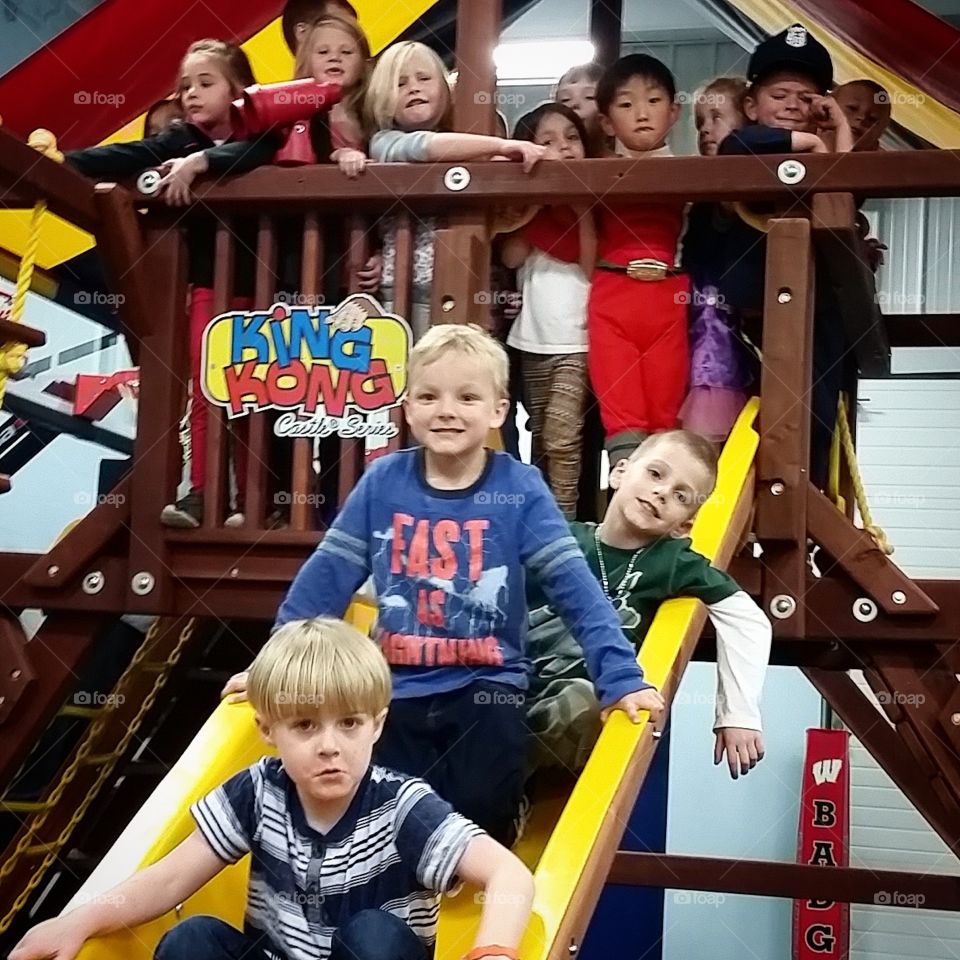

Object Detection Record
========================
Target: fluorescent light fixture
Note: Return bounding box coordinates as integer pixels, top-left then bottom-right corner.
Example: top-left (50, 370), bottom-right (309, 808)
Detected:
top-left (493, 39), bottom-right (595, 83)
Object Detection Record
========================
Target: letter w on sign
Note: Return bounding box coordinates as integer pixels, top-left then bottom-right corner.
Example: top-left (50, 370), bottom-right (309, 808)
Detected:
top-left (812, 759), bottom-right (843, 786)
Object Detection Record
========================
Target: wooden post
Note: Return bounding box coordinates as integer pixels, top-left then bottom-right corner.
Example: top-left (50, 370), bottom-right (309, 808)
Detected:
top-left (590, 0), bottom-right (623, 66)
top-left (756, 218), bottom-right (813, 638)
top-left (430, 0), bottom-right (502, 328)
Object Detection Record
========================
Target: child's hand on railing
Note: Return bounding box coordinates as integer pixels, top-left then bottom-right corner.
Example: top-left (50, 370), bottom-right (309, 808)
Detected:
top-left (221, 670), bottom-right (250, 703)
top-left (495, 139), bottom-right (547, 173)
top-left (714, 727), bottom-right (765, 780)
top-left (156, 151), bottom-right (209, 206)
top-left (356, 253), bottom-right (382, 292)
top-left (8, 914), bottom-right (87, 960)
top-left (333, 147), bottom-right (367, 179)
top-left (601, 686), bottom-right (666, 734)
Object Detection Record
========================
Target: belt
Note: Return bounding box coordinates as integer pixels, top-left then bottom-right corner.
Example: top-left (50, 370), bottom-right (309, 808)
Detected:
top-left (595, 258), bottom-right (683, 281)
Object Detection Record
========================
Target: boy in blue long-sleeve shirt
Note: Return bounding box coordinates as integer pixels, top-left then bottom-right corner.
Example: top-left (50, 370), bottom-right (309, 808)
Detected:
top-left (231, 324), bottom-right (663, 844)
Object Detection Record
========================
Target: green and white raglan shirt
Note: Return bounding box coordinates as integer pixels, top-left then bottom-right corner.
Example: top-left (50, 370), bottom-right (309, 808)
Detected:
top-left (527, 521), bottom-right (771, 731)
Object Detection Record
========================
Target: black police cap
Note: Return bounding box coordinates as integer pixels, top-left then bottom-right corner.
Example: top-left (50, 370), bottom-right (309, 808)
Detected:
top-left (748, 23), bottom-right (833, 94)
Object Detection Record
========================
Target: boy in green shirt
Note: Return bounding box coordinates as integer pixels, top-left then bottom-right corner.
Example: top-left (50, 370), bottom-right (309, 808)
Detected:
top-left (527, 430), bottom-right (771, 779)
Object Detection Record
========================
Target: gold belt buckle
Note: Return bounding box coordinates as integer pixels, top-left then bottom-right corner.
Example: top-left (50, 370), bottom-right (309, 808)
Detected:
top-left (625, 259), bottom-right (668, 281)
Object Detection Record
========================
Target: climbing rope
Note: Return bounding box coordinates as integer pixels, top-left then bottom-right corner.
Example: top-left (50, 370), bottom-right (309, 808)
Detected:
top-left (0, 616), bottom-right (197, 934)
top-left (0, 130), bottom-right (62, 406)
top-left (832, 393), bottom-right (894, 556)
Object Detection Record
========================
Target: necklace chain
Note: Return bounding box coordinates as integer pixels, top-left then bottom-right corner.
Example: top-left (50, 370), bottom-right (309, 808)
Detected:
top-left (594, 524), bottom-right (646, 599)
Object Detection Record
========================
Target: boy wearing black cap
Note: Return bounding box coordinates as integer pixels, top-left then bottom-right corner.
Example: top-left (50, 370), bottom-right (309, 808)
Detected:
top-left (717, 24), bottom-right (854, 490)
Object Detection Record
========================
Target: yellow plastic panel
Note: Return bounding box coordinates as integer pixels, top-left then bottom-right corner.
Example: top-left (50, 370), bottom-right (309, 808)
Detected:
top-left (1, 0), bottom-right (437, 270)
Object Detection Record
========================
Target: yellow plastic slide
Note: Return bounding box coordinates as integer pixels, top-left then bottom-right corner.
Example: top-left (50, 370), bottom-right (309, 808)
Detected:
top-left (68, 399), bottom-right (759, 960)
top-left (0, 0), bottom-right (436, 273)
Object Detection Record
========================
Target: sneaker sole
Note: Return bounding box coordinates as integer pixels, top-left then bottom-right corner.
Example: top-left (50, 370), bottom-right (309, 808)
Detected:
top-left (160, 506), bottom-right (200, 528)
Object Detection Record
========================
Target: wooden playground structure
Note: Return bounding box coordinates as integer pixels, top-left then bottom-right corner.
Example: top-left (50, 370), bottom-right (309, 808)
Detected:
top-left (2, 1), bottom-right (960, 954)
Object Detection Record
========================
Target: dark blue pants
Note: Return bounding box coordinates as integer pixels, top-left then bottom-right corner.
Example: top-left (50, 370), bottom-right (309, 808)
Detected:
top-left (154, 911), bottom-right (428, 960)
top-left (375, 680), bottom-right (527, 845)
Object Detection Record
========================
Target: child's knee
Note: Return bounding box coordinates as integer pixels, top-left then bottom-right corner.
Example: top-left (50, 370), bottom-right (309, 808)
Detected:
top-left (154, 916), bottom-right (241, 960)
top-left (331, 909), bottom-right (427, 960)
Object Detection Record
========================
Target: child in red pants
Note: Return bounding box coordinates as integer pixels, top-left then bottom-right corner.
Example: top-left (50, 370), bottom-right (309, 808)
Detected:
top-left (589, 55), bottom-right (688, 465)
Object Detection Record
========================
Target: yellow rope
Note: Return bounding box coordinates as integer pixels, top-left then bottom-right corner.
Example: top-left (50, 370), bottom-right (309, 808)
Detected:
top-left (835, 393), bottom-right (894, 555)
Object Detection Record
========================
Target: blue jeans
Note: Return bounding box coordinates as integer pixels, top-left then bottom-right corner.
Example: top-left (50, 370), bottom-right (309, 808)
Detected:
top-left (154, 911), bottom-right (428, 960)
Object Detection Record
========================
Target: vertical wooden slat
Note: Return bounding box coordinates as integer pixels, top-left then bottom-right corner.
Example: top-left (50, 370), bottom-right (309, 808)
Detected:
top-left (590, 0), bottom-right (624, 67)
top-left (389, 212), bottom-right (414, 452)
top-left (204, 221), bottom-right (234, 528)
top-left (290, 212), bottom-right (321, 530)
top-left (244, 215), bottom-right (277, 529)
top-left (125, 222), bottom-right (187, 611)
top-left (756, 218), bottom-right (814, 638)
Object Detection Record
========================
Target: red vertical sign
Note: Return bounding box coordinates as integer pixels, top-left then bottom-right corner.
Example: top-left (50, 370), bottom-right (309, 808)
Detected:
top-left (793, 728), bottom-right (850, 960)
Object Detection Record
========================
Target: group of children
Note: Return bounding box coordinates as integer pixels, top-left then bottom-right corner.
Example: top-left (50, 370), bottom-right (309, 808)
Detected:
top-left (12, 10), bottom-right (902, 960)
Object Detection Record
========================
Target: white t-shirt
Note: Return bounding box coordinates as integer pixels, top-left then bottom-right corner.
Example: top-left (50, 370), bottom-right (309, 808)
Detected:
top-left (507, 248), bottom-right (589, 355)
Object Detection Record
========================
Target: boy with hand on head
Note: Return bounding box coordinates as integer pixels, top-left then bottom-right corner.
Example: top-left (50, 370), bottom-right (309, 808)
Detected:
top-left (225, 325), bottom-right (664, 845)
top-left (833, 79), bottom-right (891, 152)
top-left (11, 618), bottom-right (533, 960)
top-left (587, 54), bottom-right (689, 466)
top-left (527, 430), bottom-right (771, 780)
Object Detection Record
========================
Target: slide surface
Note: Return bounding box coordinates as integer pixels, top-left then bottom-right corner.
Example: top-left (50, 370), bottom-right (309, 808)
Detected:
top-left (67, 400), bottom-right (760, 960)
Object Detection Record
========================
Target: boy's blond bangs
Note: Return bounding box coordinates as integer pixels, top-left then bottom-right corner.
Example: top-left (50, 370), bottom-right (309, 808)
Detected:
top-left (248, 618), bottom-right (391, 722)
top-left (364, 41), bottom-right (452, 133)
top-left (408, 323), bottom-right (509, 399)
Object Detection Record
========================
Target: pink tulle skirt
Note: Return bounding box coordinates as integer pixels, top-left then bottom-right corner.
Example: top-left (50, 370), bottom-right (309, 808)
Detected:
top-left (679, 386), bottom-right (750, 443)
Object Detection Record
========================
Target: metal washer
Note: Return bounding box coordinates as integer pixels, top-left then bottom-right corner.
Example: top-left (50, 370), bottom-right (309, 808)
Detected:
top-left (776, 159), bottom-right (806, 185)
top-left (443, 166), bottom-right (471, 191)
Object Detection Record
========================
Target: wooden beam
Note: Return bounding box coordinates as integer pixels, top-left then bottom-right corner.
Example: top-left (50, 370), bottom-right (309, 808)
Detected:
top-left (807, 485), bottom-right (938, 615)
top-left (23, 476), bottom-right (130, 589)
top-left (165, 151), bottom-right (960, 212)
top-left (756, 218), bottom-right (813, 638)
top-left (0, 317), bottom-right (45, 348)
top-left (885, 314), bottom-right (960, 347)
top-left (608, 852), bottom-right (960, 910)
top-left (590, 0), bottom-right (623, 67)
top-left (0, 127), bottom-right (98, 231)
top-left (804, 667), bottom-right (960, 854)
top-left (810, 192), bottom-right (890, 377)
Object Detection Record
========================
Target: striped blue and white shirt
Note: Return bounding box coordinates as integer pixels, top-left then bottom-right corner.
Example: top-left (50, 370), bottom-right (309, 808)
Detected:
top-left (191, 758), bottom-right (482, 960)
top-left (276, 449), bottom-right (648, 707)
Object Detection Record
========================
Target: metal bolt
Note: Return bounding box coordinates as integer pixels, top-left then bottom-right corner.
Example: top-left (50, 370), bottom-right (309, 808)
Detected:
top-left (770, 594), bottom-right (797, 619)
top-left (852, 598), bottom-right (878, 623)
top-left (777, 290), bottom-right (792, 304)
top-left (777, 159), bottom-right (806, 184)
top-left (952, 713), bottom-right (960, 726)
top-left (771, 481), bottom-right (785, 496)
top-left (892, 590), bottom-right (907, 605)
top-left (10, 669), bottom-right (21, 681)
top-left (136, 169), bottom-right (162, 196)
top-left (131, 572), bottom-right (155, 596)
top-left (47, 565), bottom-right (60, 578)
top-left (230, 568), bottom-right (240, 579)
top-left (443, 165), bottom-right (471, 191)
top-left (441, 297), bottom-right (455, 313)
top-left (568, 941), bottom-right (579, 957)
top-left (82, 571), bottom-right (105, 595)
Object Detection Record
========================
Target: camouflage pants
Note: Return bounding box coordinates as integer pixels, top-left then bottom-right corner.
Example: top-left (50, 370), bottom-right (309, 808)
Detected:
top-left (526, 607), bottom-right (603, 773)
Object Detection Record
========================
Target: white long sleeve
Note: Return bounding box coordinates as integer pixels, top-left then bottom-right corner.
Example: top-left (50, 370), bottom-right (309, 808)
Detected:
top-left (707, 591), bottom-right (771, 731)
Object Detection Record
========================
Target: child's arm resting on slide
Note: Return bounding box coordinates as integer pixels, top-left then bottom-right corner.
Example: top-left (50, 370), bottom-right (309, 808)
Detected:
top-left (222, 461), bottom-right (381, 700)
top-left (520, 478), bottom-right (665, 728)
top-left (8, 831), bottom-right (225, 960)
top-left (708, 591), bottom-right (771, 779)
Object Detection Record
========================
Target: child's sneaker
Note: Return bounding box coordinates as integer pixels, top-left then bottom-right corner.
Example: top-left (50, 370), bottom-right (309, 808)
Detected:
top-left (160, 492), bottom-right (203, 528)
top-left (224, 511), bottom-right (246, 528)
